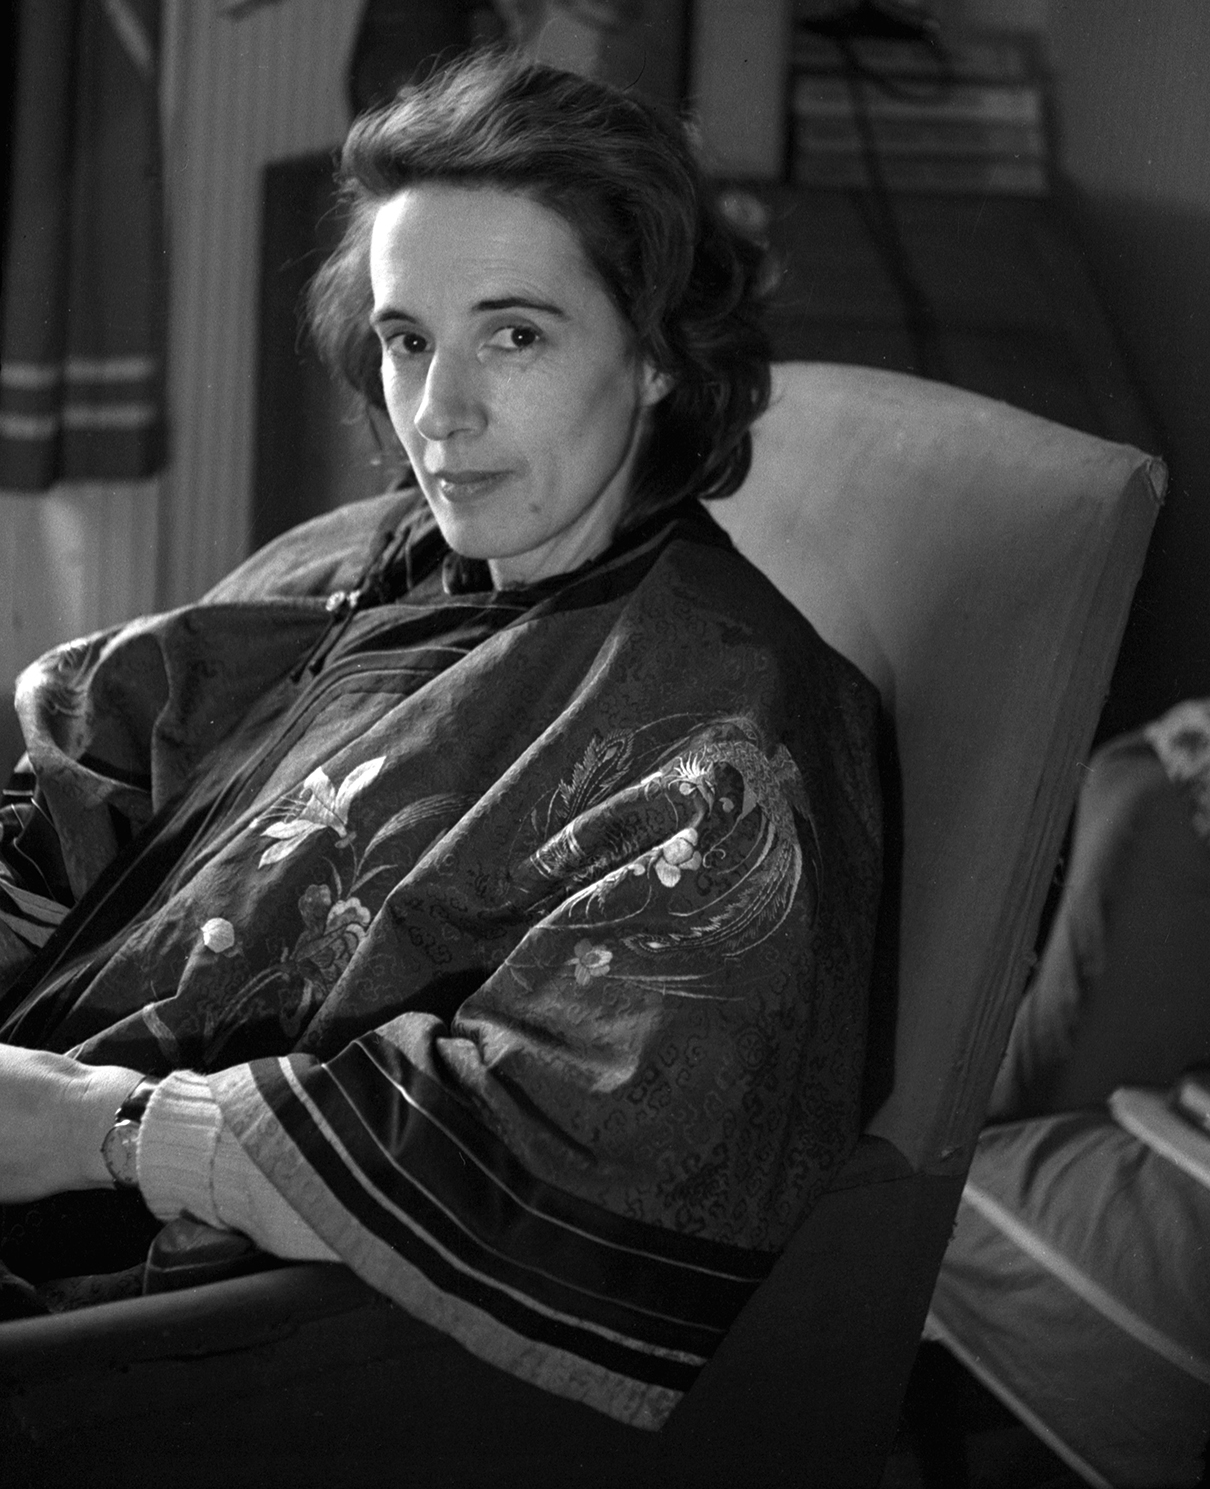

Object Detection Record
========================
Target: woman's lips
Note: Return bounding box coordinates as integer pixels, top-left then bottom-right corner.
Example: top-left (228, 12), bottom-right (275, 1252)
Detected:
top-left (429, 469), bottom-right (510, 500)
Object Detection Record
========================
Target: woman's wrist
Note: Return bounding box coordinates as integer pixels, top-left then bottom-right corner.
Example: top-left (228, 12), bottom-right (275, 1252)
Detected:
top-left (0, 1045), bottom-right (148, 1202)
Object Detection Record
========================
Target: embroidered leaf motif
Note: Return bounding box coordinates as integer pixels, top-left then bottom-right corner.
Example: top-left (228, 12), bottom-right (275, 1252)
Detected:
top-left (359, 792), bottom-right (465, 862)
top-left (336, 757), bottom-right (387, 813)
top-left (257, 756), bottom-right (385, 867)
top-left (547, 730), bottom-right (635, 834)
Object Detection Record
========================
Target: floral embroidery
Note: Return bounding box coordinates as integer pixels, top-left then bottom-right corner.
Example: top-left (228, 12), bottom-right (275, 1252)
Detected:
top-left (293, 885), bottom-right (371, 996)
top-left (258, 756), bottom-right (385, 867)
top-left (568, 939), bottom-right (613, 986)
top-left (665, 754), bottom-right (714, 803)
top-left (654, 828), bottom-right (702, 887)
top-left (141, 765), bottom-right (464, 1063)
top-left (169, 884), bottom-right (376, 1062)
top-left (200, 917), bottom-right (237, 954)
top-left (524, 717), bottom-right (815, 971)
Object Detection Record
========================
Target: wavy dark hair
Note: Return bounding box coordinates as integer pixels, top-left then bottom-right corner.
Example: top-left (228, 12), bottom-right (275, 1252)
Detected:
top-left (307, 50), bottom-right (772, 516)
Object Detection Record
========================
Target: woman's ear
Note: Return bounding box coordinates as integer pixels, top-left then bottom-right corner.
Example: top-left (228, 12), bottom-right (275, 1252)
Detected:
top-left (639, 364), bottom-right (674, 408)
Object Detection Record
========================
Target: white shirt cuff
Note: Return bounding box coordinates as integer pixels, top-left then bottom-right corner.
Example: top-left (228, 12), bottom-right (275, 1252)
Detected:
top-left (138, 1069), bottom-right (338, 1262)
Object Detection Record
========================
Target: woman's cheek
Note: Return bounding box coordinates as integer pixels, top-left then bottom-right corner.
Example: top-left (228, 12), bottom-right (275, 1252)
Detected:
top-left (381, 367), bottom-right (417, 443)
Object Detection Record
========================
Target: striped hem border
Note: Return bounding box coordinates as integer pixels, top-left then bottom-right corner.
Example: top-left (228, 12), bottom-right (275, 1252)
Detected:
top-left (221, 1065), bottom-right (693, 1428)
top-left (326, 1203), bottom-right (684, 1429)
top-left (258, 1045), bottom-right (759, 1341)
top-left (253, 1055), bottom-right (719, 1374)
top-left (355, 1033), bottom-right (773, 1282)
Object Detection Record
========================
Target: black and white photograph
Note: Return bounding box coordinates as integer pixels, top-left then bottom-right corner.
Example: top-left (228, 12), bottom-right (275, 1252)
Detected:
top-left (0, 3), bottom-right (1206, 1485)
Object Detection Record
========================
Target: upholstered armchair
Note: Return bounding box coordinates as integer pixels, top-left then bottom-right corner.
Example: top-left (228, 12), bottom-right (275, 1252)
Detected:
top-left (0, 364), bottom-right (1163, 1488)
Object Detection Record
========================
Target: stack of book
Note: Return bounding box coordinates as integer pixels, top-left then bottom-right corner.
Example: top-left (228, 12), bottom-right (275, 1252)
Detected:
top-left (790, 29), bottom-right (1049, 196)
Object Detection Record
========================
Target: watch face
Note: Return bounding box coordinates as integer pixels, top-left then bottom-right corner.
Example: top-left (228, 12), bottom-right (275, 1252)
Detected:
top-left (101, 1119), bottom-right (140, 1189)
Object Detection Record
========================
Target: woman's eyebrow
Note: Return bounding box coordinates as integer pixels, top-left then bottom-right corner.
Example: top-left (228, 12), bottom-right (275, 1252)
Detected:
top-left (370, 296), bottom-right (568, 326)
top-left (370, 305), bottom-right (416, 327)
top-left (475, 296), bottom-right (567, 318)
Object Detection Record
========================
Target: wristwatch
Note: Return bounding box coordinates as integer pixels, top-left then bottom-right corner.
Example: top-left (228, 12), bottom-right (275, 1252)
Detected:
top-left (100, 1076), bottom-right (161, 1189)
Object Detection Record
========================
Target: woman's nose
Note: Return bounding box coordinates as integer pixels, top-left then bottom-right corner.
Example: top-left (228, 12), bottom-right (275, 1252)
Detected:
top-left (413, 351), bottom-right (485, 441)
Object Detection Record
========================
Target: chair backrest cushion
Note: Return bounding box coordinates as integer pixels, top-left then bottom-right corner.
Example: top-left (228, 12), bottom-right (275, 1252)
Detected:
top-left (714, 363), bottom-right (1163, 1171)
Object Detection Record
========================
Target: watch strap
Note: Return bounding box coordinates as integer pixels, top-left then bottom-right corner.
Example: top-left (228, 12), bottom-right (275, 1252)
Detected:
top-left (100, 1075), bottom-right (162, 1189)
top-left (115, 1075), bottom-right (161, 1126)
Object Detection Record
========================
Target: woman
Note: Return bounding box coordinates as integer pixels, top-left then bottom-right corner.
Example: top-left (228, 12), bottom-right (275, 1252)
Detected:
top-left (0, 54), bottom-right (882, 1428)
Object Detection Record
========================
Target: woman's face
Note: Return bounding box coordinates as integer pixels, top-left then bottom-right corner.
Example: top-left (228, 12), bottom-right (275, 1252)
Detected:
top-left (369, 185), bottom-right (668, 588)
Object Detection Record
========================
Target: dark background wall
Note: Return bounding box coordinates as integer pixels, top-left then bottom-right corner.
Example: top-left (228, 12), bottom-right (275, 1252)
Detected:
top-left (1045, 1), bottom-right (1210, 737)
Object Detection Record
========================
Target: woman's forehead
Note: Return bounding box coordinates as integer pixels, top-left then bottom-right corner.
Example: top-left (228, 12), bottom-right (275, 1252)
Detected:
top-left (369, 184), bottom-right (604, 317)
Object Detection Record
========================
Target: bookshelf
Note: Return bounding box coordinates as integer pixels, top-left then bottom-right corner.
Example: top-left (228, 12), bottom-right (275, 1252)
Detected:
top-left (789, 11), bottom-right (1050, 197)
top-left (701, 4), bottom-right (1155, 450)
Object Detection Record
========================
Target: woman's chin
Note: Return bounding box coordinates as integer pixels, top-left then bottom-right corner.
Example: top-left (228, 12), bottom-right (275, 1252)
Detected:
top-left (433, 518), bottom-right (515, 566)
top-left (424, 489), bottom-right (519, 558)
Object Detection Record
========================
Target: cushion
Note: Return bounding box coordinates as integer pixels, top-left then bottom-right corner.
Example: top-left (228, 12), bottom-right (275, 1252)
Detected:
top-left (927, 1113), bottom-right (1210, 1488)
top-left (717, 364), bottom-right (1163, 1166)
top-left (989, 727), bottom-right (1210, 1119)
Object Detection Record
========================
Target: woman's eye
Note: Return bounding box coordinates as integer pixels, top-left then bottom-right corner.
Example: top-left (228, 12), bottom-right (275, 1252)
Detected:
top-left (383, 330), bottom-right (428, 356)
top-left (487, 325), bottom-right (540, 352)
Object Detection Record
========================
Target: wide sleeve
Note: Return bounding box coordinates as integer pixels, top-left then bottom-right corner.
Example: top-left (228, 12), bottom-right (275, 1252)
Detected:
top-left (196, 713), bottom-right (881, 1429)
top-left (2, 492), bottom-right (414, 924)
top-left (137, 1069), bottom-right (339, 1262)
top-left (0, 756), bottom-right (74, 984)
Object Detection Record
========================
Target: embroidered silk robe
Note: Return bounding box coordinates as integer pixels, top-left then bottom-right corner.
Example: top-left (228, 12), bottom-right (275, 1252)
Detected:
top-left (0, 492), bottom-right (882, 1427)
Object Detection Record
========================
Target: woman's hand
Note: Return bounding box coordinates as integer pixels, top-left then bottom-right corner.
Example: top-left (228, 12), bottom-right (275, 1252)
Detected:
top-left (0, 1045), bottom-right (145, 1203)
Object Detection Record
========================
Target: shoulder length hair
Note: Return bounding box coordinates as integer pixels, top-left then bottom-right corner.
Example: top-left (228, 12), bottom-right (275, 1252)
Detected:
top-left (308, 50), bottom-right (772, 517)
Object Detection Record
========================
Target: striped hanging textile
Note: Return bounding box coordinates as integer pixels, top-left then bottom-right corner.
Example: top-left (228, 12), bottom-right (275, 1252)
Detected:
top-left (0, 0), bottom-right (164, 491)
